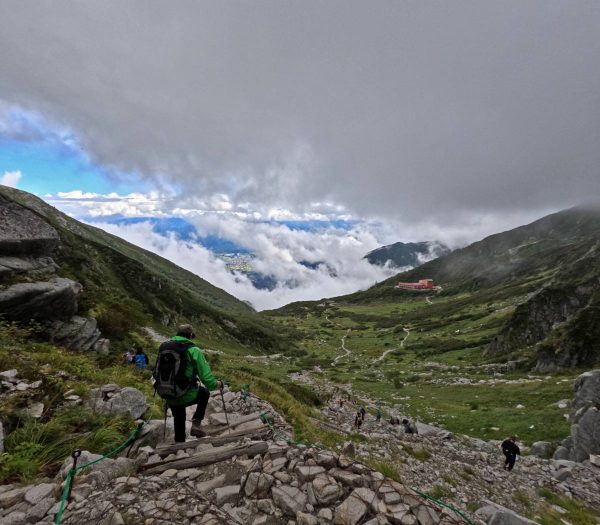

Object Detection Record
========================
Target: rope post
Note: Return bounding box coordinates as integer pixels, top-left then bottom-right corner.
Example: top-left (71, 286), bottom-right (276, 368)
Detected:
top-left (66, 450), bottom-right (82, 503)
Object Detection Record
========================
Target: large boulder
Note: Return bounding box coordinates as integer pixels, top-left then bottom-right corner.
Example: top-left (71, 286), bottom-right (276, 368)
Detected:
top-left (50, 316), bottom-right (102, 351)
top-left (529, 441), bottom-right (555, 459)
top-left (86, 385), bottom-right (148, 419)
top-left (0, 278), bottom-right (81, 321)
top-left (554, 370), bottom-right (600, 462)
top-left (0, 196), bottom-right (60, 255)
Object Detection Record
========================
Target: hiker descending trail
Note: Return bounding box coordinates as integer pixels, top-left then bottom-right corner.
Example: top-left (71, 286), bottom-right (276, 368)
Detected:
top-left (154, 324), bottom-right (224, 441)
top-left (12, 370), bottom-right (600, 524)
top-left (332, 328), bottom-right (352, 365)
top-left (52, 385), bottom-right (477, 525)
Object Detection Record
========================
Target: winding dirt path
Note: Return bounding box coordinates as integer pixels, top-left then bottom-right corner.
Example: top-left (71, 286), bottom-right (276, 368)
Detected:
top-left (373, 326), bottom-right (410, 363)
top-left (332, 329), bottom-right (352, 365)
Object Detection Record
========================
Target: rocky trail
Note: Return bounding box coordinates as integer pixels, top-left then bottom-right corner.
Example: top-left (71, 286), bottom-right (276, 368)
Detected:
top-left (1, 372), bottom-right (599, 525)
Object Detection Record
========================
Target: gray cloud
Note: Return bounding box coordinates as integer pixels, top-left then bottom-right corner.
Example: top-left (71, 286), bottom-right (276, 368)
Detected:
top-left (1, 1), bottom-right (599, 225)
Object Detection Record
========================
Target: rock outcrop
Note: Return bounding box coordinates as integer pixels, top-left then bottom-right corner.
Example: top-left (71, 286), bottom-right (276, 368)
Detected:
top-left (0, 278), bottom-right (82, 321)
top-left (485, 244), bottom-right (600, 371)
top-left (0, 194), bottom-right (60, 256)
top-left (554, 369), bottom-right (600, 462)
top-left (0, 194), bottom-right (107, 352)
top-left (86, 384), bottom-right (148, 420)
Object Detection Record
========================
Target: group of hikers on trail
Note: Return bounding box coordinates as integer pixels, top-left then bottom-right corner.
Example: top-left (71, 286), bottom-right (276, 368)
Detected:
top-left (148, 323), bottom-right (523, 472)
top-left (348, 402), bottom-right (418, 435)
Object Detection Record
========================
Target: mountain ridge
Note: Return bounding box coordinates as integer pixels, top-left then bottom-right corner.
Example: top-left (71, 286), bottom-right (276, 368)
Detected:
top-left (364, 240), bottom-right (451, 269)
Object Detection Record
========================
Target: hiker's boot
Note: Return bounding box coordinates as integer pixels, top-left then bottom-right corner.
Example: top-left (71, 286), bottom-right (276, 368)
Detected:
top-left (190, 420), bottom-right (207, 438)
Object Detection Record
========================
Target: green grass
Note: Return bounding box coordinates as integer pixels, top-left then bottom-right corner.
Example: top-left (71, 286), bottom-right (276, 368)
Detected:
top-left (265, 289), bottom-right (576, 443)
top-left (0, 407), bottom-right (133, 483)
top-left (367, 459), bottom-right (402, 482)
top-left (429, 484), bottom-right (452, 499)
top-left (537, 488), bottom-right (599, 525)
top-left (403, 444), bottom-right (432, 461)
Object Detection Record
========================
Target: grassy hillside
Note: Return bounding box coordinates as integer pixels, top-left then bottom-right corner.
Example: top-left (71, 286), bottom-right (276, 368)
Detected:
top-left (0, 186), bottom-right (290, 355)
top-left (261, 205), bottom-right (600, 442)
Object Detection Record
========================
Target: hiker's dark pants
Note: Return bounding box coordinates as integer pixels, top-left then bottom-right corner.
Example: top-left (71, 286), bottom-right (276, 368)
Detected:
top-left (169, 387), bottom-right (210, 443)
top-left (504, 453), bottom-right (517, 471)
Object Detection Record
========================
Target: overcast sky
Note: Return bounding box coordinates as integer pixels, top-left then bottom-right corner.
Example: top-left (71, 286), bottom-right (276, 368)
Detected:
top-left (1, 2), bottom-right (599, 308)
top-left (1, 1), bottom-right (598, 224)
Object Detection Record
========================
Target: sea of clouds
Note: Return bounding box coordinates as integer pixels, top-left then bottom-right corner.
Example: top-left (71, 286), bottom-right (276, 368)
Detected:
top-left (92, 218), bottom-right (399, 311)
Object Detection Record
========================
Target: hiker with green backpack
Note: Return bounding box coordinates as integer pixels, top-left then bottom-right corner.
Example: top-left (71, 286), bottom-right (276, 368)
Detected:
top-left (153, 324), bottom-right (223, 442)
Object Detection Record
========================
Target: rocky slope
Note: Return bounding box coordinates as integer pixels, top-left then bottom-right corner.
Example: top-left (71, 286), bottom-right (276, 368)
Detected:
top-left (1, 373), bottom-right (598, 525)
top-left (486, 243), bottom-right (600, 371)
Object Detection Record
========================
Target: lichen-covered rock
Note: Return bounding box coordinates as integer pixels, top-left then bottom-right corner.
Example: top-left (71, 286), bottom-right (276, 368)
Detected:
top-left (0, 255), bottom-right (58, 278)
top-left (529, 441), bottom-right (554, 459)
top-left (86, 385), bottom-right (148, 419)
top-left (334, 488), bottom-right (371, 525)
top-left (50, 315), bottom-right (102, 351)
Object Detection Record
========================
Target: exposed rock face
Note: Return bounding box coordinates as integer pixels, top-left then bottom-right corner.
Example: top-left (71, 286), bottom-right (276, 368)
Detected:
top-left (554, 369), bottom-right (600, 462)
top-left (0, 278), bottom-right (81, 321)
top-left (486, 283), bottom-right (593, 358)
top-left (0, 255), bottom-right (58, 278)
top-left (0, 194), bottom-right (60, 255)
top-left (486, 244), bottom-right (600, 371)
top-left (0, 193), bottom-right (107, 353)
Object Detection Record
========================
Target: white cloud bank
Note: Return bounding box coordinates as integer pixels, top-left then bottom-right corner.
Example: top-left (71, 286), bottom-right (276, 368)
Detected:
top-left (0, 170), bottom-right (22, 188)
top-left (92, 220), bottom-right (397, 311)
top-left (47, 189), bottom-right (560, 311)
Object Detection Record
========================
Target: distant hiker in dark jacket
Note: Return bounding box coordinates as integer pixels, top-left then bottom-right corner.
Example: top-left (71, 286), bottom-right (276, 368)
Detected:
top-left (155, 324), bottom-right (223, 442)
top-left (402, 418), bottom-right (418, 434)
top-left (359, 407), bottom-right (366, 420)
top-left (132, 348), bottom-right (149, 369)
top-left (501, 436), bottom-right (520, 471)
top-left (376, 409), bottom-right (382, 422)
top-left (354, 412), bottom-right (363, 429)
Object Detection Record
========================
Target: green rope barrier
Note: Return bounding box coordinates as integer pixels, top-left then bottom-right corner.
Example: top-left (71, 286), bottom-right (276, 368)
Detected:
top-left (54, 422), bottom-right (144, 525)
top-left (412, 488), bottom-right (476, 525)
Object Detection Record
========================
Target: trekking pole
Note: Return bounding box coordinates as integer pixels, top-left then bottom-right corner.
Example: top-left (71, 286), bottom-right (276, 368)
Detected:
top-left (163, 401), bottom-right (168, 441)
top-left (218, 382), bottom-right (231, 434)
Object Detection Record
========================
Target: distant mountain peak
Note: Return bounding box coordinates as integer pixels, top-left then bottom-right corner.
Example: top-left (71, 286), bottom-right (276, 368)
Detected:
top-left (364, 240), bottom-right (451, 269)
